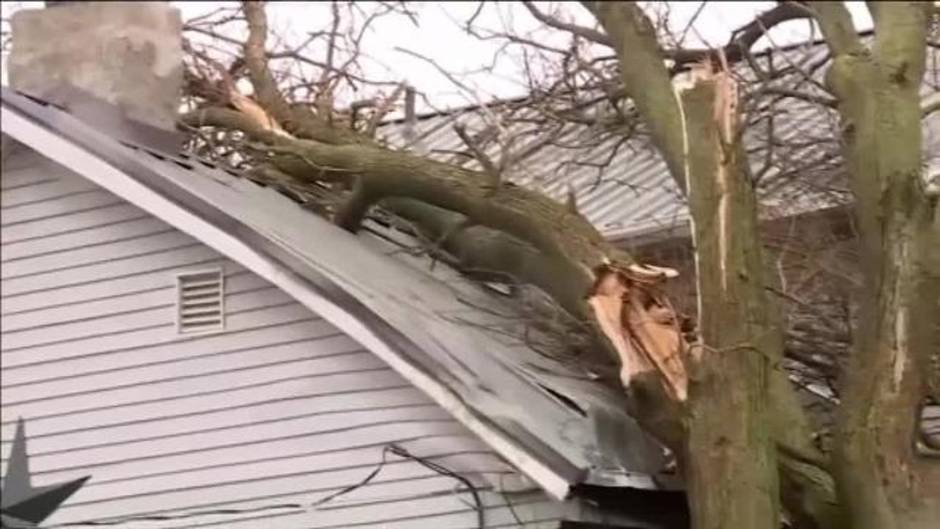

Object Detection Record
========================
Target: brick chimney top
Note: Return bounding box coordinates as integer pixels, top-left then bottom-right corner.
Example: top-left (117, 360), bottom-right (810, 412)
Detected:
top-left (8, 1), bottom-right (183, 132)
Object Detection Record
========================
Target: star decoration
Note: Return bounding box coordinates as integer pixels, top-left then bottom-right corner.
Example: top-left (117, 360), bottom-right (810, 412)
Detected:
top-left (1, 418), bottom-right (90, 528)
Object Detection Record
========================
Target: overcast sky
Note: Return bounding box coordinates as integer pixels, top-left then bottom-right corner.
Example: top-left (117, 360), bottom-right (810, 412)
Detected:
top-left (2, 1), bottom-right (874, 110)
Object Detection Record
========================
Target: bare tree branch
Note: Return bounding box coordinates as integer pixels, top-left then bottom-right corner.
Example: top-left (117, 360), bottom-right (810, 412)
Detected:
top-left (809, 2), bottom-right (865, 57)
top-left (582, 1), bottom-right (687, 192)
top-left (520, 1), bottom-right (611, 46)
top-left (454, 122), bottom-right (500, 178)
top-left (668, 2), bottom-right (813, 67)
top-left (365, 83), bottom-right (406, 136)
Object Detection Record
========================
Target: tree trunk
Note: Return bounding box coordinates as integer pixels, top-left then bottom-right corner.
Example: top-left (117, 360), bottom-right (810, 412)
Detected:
top-left (679, 69), bottom-right (780, 529)
top-left (815, 4), bottom-right (940, 528)
top-left (586, 4), bottom-right (839, 526)
top-left (831, 59), bottom-right (940, 529)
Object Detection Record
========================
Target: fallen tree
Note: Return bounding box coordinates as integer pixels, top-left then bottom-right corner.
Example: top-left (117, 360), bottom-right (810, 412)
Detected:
top-left (180, 2), bottom-right (938, 528)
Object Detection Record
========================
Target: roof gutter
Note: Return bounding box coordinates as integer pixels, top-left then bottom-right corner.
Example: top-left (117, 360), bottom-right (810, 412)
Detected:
top-left (1, 98), bottom-right (576, 501)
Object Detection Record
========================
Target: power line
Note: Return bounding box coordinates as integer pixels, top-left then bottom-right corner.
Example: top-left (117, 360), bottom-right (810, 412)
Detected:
top-left (49, 443), bottom-right (486, 529)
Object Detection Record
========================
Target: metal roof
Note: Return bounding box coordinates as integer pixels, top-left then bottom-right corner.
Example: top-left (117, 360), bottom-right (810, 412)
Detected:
top-left (0, 86), bottom-right (677, 500)
top-left (378, 39), bottom-right (939, 243)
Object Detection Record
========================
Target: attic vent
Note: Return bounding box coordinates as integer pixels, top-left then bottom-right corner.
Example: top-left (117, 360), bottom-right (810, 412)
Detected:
top-left (176, 269), bottom-right (225, 334)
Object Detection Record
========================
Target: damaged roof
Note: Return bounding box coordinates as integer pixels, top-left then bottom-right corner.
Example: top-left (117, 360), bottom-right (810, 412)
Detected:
top-left (0, 86), bottom-right (678, 501)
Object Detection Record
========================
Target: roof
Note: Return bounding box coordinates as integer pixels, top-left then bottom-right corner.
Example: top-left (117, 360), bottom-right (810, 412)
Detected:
top-left (0, 86), bottom-right (678, 502)
top-left (377, 38), bottom-right (940, 244)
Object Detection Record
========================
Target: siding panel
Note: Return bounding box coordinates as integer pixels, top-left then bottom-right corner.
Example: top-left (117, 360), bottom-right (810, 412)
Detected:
top-left (1, 154), bottom-right (552, 529)
top-left (1, 170), bottom-right (97, 207)
top-left (1, 203), bottom-right (148, 244)
top-left (0, 154), bottom-right (59, 188)
top-left (4, 351), bottom-right (389, 422)
top-left (1, 303), bottom-right (314, 373)
top-left (3, 369), bottom-right (410, 439)
top-left (1, 316), bottom-right (322, 387)
top-left (1, 216), bottom-right (171, 261)
top-left (0, 243), bottom-right (216, 296)
top-left (21, 407), bottom-right (456, 479)
top-left (1, 188), bottom-right (124, 225)
top-left (7, 386), bottom-right (434, 455)
top-left (1, 228), bottom-right (187, 277)
top-left (2, 319), bottom-right (341, 398)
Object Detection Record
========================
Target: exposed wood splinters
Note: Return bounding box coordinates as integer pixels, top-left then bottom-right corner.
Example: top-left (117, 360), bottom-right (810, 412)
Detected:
top-left (588, 264), bottom-right (689, 402)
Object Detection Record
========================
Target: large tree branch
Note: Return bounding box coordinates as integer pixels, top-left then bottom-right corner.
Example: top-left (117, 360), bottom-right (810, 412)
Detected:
top-left (181, 101), bottom-right (700, 423)
top-left (240, 1), bottom-right (367, 145)
top-left (870, 2), bottom-right (930, 85)
top-left (242, 1), bottom-right (294, 127)
top-left (181, 107), bottom-right (703, 445)
top-left (180, 108), bottom-right (641, 313)
top-left (809, 2), bottom-right (865, 57)
top-left (525, 1), bottom-right (812, 69)
top-left (520, 1), bottom-right (611, 46)
top-left (667, 2), bottom-right (813, 67)
top-left (182, 107), bottom-right (286, 146)
top-left (380, 198), bottom-right (585, 316)
top-left (582, 1), bottom-right (688, 193)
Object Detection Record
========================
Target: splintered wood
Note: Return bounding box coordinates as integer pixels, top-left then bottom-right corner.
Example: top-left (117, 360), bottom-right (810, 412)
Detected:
top-left (587, 263), bottom-right (689, 401)
top-left (712, 51), bottom-right (739, 296)
top-left (229, 88), bottom-right (291, 138)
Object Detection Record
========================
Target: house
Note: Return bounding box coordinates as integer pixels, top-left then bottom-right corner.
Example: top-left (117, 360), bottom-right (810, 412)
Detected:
top-left (1, 3), bottom-right (686, 528)
top-left (3, 3), bottom-right (936, 528)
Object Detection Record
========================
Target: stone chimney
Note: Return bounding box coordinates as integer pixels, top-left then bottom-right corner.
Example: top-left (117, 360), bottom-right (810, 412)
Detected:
top-left (8, 1), bottom-right (183, 132)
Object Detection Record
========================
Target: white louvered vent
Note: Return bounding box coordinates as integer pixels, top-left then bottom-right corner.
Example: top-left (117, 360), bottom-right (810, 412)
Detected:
top-left (176, 269), bottom-right (225, 334)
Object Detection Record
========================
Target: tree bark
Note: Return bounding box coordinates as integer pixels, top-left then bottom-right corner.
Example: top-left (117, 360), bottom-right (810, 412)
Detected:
top-left (814, 3), bottom-right (940, 528)
top-left (678, 68), bottom-right (779, 529)
top-left (586, 4), bottom-right (840, 527)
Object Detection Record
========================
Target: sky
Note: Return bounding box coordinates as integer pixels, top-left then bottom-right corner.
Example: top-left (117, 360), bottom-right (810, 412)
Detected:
top-left (1, 1), bottom-right (874, 111)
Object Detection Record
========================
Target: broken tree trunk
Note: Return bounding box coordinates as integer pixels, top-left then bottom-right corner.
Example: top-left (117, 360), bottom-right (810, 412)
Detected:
top-left (586, 3), bottom-right (839, 527)
top-left (678, 63), bottom-right (779, 529)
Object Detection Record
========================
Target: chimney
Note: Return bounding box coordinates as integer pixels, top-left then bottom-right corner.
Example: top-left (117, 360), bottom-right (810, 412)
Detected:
top-left (8, 1), bottom-right (183, 132)
top-left (402, 85), bottom-right (425, 152)
top-left (404, 85), bottom-right (417, 127)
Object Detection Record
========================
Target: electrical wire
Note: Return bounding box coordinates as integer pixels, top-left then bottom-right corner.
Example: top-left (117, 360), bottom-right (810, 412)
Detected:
top-left (47, 444), bottom-right (486, 529)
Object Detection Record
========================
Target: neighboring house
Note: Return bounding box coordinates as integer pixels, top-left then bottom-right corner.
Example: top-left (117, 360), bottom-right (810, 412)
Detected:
top-left (1, 3), bottom-right (685, 529)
